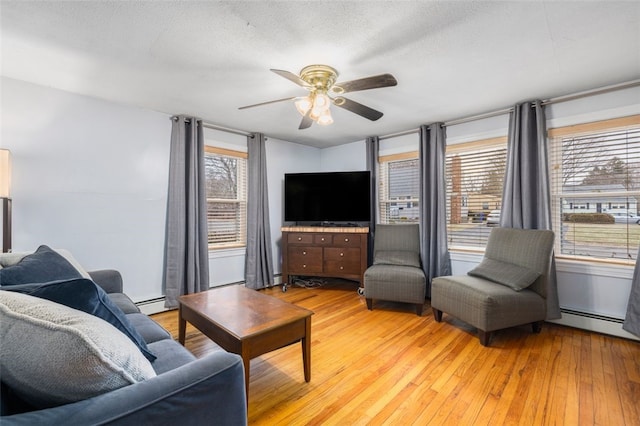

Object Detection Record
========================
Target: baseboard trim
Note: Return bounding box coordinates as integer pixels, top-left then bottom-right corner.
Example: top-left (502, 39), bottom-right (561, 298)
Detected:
top-left (549, 309), bottom-right (639, 341)
top-left (137, 298), bottom-right (170, 315)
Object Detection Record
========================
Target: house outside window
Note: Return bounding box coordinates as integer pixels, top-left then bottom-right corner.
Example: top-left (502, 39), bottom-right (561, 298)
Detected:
top-left (204, 146), bottom-right (247, 249)
top-left (549, 115), bottom-right (640, 263)
top-left (445, 137), bottom-right (508, 249)
top-left (378, 153), bottom-right (420, 224)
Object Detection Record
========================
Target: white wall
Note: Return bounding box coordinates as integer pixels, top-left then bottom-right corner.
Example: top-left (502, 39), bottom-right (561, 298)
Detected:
top-left (320, 140), bottom-right (366, 171)
top-left (1, 77), bottom-right (171, 302)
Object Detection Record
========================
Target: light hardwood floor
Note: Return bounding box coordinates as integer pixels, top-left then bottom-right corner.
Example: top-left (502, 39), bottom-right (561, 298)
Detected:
top-left (152, 280), bottom-right (640, 425)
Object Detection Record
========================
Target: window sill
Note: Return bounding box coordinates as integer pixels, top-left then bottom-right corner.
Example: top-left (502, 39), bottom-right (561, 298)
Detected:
top-left (448, 248), bottom-right (634, 280)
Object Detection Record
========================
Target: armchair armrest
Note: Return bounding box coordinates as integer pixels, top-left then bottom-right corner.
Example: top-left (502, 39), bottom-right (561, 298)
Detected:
top-left (2, 351), bottom-right (247, 426)
top-left (88, 269), bottom-right (123, 294)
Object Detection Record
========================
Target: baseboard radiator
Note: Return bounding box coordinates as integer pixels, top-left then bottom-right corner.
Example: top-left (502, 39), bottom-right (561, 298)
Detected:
top-left (548, 308), bottom-right (639, 341)
top-left (134, 275), bottom-right (283, 316)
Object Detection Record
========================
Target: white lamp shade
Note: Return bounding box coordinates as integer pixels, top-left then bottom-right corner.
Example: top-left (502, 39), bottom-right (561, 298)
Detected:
top-left (0, 149), bottom-right (11, 198)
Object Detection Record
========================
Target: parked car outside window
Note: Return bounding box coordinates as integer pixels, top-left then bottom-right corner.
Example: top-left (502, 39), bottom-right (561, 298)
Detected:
top-left (607, 211), bottom-right (640, 224)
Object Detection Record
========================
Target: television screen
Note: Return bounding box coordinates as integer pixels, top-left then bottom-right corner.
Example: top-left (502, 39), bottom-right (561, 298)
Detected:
top-left (284, 171), bottom-right (371, 224)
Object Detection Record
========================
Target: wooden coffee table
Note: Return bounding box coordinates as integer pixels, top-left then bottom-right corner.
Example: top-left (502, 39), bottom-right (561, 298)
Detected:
top-left (178, 285), bottom-right (313, 398)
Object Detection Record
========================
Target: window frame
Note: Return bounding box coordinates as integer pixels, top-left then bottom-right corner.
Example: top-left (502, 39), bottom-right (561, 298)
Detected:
top-left (548, 114), bottom-right (640, 266)
top-left (445, 136), bottom-right (508, 252)
top-left (377, 151), bottom-right (420, 224)
top-left (204, 145), bottom-right (248, 251)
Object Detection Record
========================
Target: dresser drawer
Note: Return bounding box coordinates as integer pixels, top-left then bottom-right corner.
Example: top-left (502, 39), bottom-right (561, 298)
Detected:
top-left (288, 233), bottom-right (313, 245)
top-left (323, 247), bottom-right (360, 262)
top-left (313, 234), bottom-right (333, 245)
top-left (332, 234), bottom-right (361, 247)
top-left (287, 247), bottom-right (323, 273)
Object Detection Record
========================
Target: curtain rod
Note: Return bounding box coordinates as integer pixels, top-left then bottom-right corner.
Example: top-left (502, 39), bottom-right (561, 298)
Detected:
top-left (378, 79), bottom-right (640, 141)
top-left (172, 116), bottom-right (254, 138)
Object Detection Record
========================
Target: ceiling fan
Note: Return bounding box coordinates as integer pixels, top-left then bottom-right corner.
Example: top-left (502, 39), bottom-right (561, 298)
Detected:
top-left (238, 65), bottom-right (397, 129)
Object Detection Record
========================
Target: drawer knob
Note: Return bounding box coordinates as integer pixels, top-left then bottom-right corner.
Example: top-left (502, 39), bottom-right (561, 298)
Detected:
top-left (303, 264), bottom-right (306, 268)
top-left (298, 237), bottom-right (302, 241)
top-left (321, 237), bottom-right (325, 241)
top-left (303, 251), bottom-right (307, 255)
top-left (344, 238), bottom-right (349, 242)
top-left (340, 252), bottom-right (344, 257)
top-left (340, 266), bottom-right (344, 270)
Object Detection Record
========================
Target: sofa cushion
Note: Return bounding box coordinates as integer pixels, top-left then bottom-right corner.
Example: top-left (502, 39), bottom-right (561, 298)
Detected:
top-left (373, 250), bottom-right (421, 268)
top-left (0, 245), bottom-right (83, 285)
top-left (0, 291), bottom-right (157, 409)
top-left (108, 292), bottom-right (140, 314)
top-left (467, 257), bottom-right (540, 291)
top-left (146, 339), bottom-right (199, 375)
top-left (2, 278), bottom-right (156, 362)
top-left (126, 312), bottom-right (172, 344)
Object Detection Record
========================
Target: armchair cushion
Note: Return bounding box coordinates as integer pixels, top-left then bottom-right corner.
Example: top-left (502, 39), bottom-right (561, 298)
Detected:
top-left (0, 245), bottom-right (82, 285)
top-left (467, 257), bottom-right (540, 291)
top-left (0, 291), bottom-right (156, 409)
top-left (373, 250), bottom-right (421, 268)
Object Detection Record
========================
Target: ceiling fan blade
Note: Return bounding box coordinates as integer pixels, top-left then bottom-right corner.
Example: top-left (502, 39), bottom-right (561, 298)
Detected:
top-left (270, 69), bottom-right (311, 88)
top-left (331, 73), bottom-right (397, 94)
top-left (238, 96), bottom-right (296, 110)
top-left (299, 110), bottom-right (313, 129)
top-left (333, 97), bottom-right (384, 121)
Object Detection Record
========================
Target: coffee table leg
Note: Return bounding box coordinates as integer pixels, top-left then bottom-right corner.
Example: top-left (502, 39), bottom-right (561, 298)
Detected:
top-left (178, 305), bottom-right (186, 345)
top-left (302, 316), bottom-right (311, 382)
top-left (241, 346), bottom-right (251, 400)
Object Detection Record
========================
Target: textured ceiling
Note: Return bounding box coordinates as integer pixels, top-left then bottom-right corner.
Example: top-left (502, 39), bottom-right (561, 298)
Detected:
top-left (1, 1), bottom-right (639, 148)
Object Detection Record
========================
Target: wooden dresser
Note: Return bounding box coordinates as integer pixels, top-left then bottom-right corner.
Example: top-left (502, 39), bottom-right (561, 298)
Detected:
top-left (281, 226), bottom-right (369, 289)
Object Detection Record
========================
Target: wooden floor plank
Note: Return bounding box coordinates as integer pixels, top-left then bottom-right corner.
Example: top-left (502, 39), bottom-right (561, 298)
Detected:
top-left (151, 281), bottom-right (640, 425)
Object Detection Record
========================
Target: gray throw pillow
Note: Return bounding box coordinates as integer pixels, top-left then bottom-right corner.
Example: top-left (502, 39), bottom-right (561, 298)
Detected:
top-left (373, 250), bottom-right (421, 268)
top-left (4, 278), bottom-right (156, 361)
top-left (467, 257), bottom-right (540, 291)
top-left (0, 291), bottom-right (156, 408)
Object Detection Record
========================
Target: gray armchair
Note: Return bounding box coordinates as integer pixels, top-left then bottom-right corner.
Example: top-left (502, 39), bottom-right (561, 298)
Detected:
top-left (431, 227), bottom-right (555, 346)
top-left (364, 224), bottom-right (426, 316)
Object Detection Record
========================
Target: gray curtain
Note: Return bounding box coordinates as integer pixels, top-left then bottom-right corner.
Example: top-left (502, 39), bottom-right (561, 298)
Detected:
top-left (366, 136), bottom-right (379, 266)
top-left (245, 133), bottom-right (274, 289)
top-left (419, 124), bottom-right (451, 298)
top-left (163, 115), bottom-right (210, 308)
top-left (500, 101), bottom-right (561, 319)
top-left (622, 245), bottom-right (640, 336)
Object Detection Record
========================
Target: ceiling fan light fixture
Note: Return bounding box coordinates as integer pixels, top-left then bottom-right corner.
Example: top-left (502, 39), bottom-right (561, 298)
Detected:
top-left (295, 96), bottom-right (312, 116)
top-left (316, 109), bottom-right (333, 126)
top-left (313, 93), bottom-right (330, 111)
top-left (240, 65), bottom-right (397, 129)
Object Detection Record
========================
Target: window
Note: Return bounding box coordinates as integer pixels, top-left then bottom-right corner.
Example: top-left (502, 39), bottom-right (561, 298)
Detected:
top-left (445, 137), bottom-right (508, 249)
top-left (378, 152), bottom-right (420, 224)
top-left (205, 146), bottom-right (247, 249)
top-left (549, 115), bottom-right (640, 263)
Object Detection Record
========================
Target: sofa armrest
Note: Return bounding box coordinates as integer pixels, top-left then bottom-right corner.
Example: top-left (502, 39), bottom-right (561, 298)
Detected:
top-left (88, 269), bottom-right (123, 294)
top-left (2, 351), bottom-right (247, 426)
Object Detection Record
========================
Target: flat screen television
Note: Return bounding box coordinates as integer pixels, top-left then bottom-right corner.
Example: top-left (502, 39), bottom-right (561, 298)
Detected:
top-left (284, 171), bottom-right (371, 224)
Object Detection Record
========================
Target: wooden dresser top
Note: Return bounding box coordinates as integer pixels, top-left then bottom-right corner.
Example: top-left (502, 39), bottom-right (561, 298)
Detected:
top-left (281, 226), bottom-right (369, 234)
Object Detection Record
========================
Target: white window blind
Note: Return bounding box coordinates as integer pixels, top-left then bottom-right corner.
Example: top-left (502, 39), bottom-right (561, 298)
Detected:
top-left (205, 146), bottom-right (247, 249)
top-left (549, 115), bottom-right (640, 262)
top-left (445, 137), bottom-right (507, 249)
top-left (378, 154), bottom-right (420, 224)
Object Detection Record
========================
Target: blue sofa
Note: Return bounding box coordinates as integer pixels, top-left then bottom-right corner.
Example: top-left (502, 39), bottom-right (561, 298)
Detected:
top-left (0, 251), bottom-right (247, 425)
